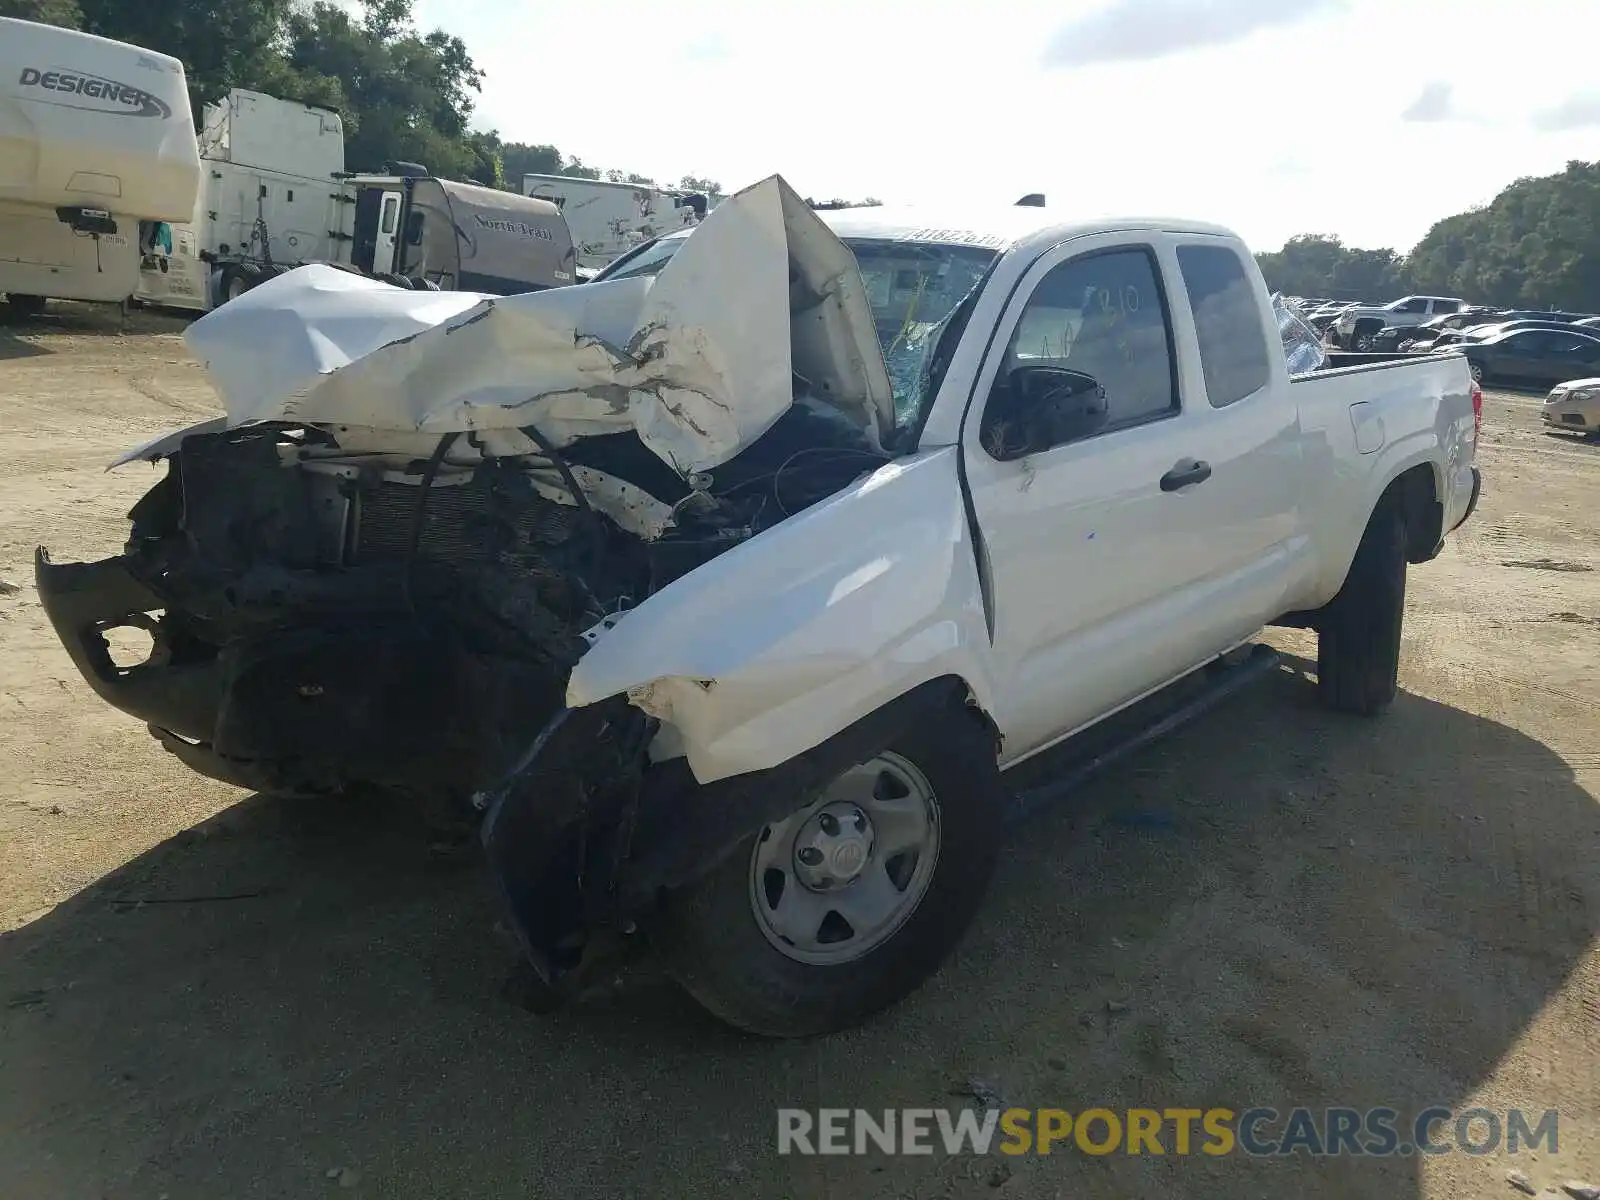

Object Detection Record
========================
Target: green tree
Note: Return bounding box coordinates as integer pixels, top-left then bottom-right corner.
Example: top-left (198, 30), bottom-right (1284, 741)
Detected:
top-left (1260, 160), bottom-right (1600, 312)
top-left (1254, 234), bottom-right (1408, 300)
top-left (277, 0), bottom-right (485, 177)
top-left (76, 0), bottom-right (294, 120)
top-left (676, 174), bottom-right (722, 195)
top-left (0, 0), bottom-right (83, 26)
top-left (497, 141), bottom-right (565, 185)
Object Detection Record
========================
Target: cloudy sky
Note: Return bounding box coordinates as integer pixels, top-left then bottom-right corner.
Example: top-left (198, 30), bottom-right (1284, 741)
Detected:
top-left (407, 0), bottom-right (1600, 254)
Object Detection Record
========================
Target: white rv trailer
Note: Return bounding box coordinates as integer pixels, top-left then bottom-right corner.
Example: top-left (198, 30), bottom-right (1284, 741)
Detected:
top-left (520, 173), bottom-right (708, 270)
top-left (0, 17), bottom-right (199, 314)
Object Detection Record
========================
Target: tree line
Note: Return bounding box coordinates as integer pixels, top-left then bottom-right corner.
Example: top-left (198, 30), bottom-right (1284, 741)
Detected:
top-left (1256, 160), bottom-right (1600, 313)
top-left (0, 0), bottom-right (731, 195)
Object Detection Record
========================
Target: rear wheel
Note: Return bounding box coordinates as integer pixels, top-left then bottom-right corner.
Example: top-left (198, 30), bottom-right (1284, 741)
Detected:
top-left (655, 708), bottom-right (1004, 1037)
top-left (2, 294), bottom-right (46, 320)
top-left (1317, 504), bottom-right (1407, 716)
top-left (1468, 359), bottom-right (1486, 384)
top-left (220, 269), bottom-right (253, 304)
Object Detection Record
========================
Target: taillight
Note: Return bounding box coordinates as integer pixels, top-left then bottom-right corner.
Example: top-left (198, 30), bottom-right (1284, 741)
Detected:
top-left (1471, 381), bottom-right (1483, 441)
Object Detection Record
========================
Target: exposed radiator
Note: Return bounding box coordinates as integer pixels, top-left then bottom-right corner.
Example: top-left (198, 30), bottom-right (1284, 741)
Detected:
top-left (351, 479), bottom-right (579, 565)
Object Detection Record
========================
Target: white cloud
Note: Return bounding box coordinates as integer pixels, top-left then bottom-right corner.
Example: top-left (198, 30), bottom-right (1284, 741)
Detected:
top-left (1531, 93), bottom-right (1600, 131)
top-left (405, 0), bottom-right (1600, 255)
top-left (679, 33), bottom-right (730, 62)
top-left (1041, 0), bottom-right (1344, 67)
top-left (1401, 82), bottom-right (1456, 123)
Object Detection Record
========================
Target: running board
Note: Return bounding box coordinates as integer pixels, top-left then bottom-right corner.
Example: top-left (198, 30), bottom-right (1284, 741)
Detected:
top-left (1006, 644), bottom-right (1282, 825)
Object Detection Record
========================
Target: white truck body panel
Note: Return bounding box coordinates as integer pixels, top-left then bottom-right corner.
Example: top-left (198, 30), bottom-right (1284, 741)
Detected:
top-left (0, 17), bottom-right (199, 303)
top-left (522, 173), bottom-right (702, 270)
top-left (558, 211), bottom-right (1478, 779)
top-left (135, 90), bottom-right (344, 312)
top-left (124, 179), bottom-right (1478, 785)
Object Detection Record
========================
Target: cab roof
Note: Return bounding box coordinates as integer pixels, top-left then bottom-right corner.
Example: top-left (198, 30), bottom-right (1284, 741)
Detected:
top-left (660, 204), bottom-right (1241, 254)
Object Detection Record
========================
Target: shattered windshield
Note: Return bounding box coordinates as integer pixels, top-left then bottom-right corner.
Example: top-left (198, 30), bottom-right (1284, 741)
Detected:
top-left (846, 239), bottom-right (998, 428)
top-left (594, 233), bottom-right (998, 431)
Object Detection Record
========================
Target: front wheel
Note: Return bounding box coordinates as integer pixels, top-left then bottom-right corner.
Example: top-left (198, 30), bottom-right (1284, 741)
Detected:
top-left (654, 709), bottom-right (1004, 1037)
top-left (1353, 331), bottom-right (1376, 351)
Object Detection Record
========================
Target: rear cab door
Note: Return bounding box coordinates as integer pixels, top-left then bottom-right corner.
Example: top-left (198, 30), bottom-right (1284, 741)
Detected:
top-left (959, 229), bottom-right (1302, 765)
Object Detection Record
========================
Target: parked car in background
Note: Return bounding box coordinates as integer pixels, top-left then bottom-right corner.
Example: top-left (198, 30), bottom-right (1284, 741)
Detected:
top-left (1542, 377), bottom-right (1600, 436)
top-left (1516, 310), bottom-right (1591, 323)
top-left (1453, 327), bottom-right (1600, 387)
top-left (1307, 301), bottom-right (1361, 335)
top-left (1335, 296), bottom-right (1467, 350)
top-left (1378, 308), bottom-right (1500, 351)
top-left (1431, 319), bottom-right (1587, 348)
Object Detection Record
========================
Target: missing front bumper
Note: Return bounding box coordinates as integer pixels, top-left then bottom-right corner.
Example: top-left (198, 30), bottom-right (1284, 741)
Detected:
top-left (34, 547), bottom-right (567, 797)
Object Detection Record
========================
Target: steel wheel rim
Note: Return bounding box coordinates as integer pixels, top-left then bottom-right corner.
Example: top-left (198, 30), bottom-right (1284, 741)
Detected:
top-left (748, 751), bottom-right (942, 965)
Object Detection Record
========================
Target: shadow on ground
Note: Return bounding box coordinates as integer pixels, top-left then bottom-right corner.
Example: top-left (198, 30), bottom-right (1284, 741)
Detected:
top-left (2, 657), bottom-right (1595, 1199)
top-left (0, 330), bottom-right (51, 361)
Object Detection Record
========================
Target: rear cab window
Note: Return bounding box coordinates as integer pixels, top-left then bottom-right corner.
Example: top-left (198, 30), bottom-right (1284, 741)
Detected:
top-left (1176, 243), bottom-right (1272, 408)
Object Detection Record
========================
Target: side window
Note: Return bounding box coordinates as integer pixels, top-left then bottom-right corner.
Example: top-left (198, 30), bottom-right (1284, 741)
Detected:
top-left (1396, 297), bottom-right (1428, 314)
top-left (379, 195), bottom-right (399, 235)
top-left (1177, 243), bottom-right (1272, 408)
top-left (1434, 299), bottom-right (1463, 314)
top-left (980, 247), bottom-right (1177, 458)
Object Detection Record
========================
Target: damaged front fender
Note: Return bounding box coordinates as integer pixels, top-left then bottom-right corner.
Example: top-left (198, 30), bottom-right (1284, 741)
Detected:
top-left (565, 446), bottom-right (1000, 783)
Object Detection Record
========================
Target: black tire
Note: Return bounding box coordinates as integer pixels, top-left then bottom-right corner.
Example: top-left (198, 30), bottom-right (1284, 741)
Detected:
top-left (654, 707), bottom-right (1004, 1037)
top-left (1467, 359), bottom-right (1486, 385)
top-left (1353, 331), bottom-right (1376, 351)
top-left (3, 294), bottom-right (46, 319)
top-left (220, 269), bottom-right (252, 304)
top-left (1317, 503), bottom-right (1407, 715)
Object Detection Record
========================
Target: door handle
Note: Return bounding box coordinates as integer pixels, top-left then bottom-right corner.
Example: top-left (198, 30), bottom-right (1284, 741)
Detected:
top-left (1159, 458), bottom-right (1212, 491)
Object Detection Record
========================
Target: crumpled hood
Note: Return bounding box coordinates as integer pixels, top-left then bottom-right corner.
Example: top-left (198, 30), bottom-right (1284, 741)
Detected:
top-left (179, 174), bottom-right (893, 474)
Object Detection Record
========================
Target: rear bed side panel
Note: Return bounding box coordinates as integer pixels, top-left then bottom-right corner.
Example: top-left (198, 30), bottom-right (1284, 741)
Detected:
top-left (564, 447), bottom-right (1000, 784)
top-left (1289, 353), bottom-right (1476, 607)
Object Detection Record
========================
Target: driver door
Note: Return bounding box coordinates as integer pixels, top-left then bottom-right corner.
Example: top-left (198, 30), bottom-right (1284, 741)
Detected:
top-left (961, 235), bottom-right (1213, 764)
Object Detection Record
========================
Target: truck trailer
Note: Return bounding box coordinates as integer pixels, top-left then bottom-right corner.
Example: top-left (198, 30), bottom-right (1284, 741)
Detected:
top-left (135, 88), bottom-right (344, 310)
top-left (521, 172), bottom-right (709, 271)
top-left (139, 90), bottom-right (577, 312)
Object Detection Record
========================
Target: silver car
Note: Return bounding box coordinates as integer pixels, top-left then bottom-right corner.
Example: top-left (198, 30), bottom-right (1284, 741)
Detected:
top-left (1544, 377), bottom-right (1600, 435)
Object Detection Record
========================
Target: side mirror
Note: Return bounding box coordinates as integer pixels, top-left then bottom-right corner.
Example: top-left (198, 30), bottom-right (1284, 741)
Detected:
top-left (985, 365), bottom-right (1109, 459)
top-left (405, 211), bottom-right (425, 246)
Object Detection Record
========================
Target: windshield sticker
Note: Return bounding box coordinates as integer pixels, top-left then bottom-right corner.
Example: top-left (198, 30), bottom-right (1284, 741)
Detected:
top-left (905, 228), bottom-right (1009, 249)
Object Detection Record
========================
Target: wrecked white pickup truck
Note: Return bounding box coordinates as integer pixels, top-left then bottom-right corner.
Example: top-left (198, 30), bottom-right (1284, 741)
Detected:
top-left (37, 176), bottom-right (1482, 1037)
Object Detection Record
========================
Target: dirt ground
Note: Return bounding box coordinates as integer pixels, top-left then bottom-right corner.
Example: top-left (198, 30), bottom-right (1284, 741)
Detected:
top-left (0, 306), bottom-right (1596, 1200)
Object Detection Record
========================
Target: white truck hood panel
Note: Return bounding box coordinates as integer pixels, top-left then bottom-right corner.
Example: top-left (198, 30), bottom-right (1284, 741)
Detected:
top-left (178, 174), bottom-right (891, 474)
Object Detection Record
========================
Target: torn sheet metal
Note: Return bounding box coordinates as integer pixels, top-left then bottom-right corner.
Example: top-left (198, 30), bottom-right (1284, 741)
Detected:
top-left (180, 174), bottom-right (892, 475)
top-left (564, 447), bottom-right (999, 784)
